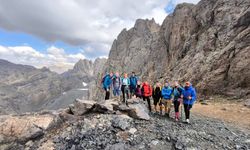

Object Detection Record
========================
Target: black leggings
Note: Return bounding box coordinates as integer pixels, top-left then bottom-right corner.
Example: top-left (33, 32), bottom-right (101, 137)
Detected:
top-left (184, 104), bottom-right (193, 119)
top-left (105, 90), bottom-right (110, 100)
top-left (121, 85), bottom-right (129, 103)
top-left (143, 96), bottom-right (151, 112)
top-left (173, 100), bottom-right (180, 112)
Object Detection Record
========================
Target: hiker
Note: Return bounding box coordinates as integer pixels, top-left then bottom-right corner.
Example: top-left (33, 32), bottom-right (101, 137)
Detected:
top-left (135, 82), bottom-right (142, 98)
top-left (173, 81), bottom-right (184, 121)
top-left (141, 81), bottom-right (153, 112)
top-left (102, 72), bottom-right (113, 100)
top-left (152, 82), bottom-right (162, 114)
top-left (182, 81), bottom-right (197, 123)
top-left (121, 73), bottom-right (130, 105)
top-left (129, 72), bottom-right (138, 97)
top-left (161, 81), bottom-right (173, 117)
top-left (112, 72), bottom-right (122, 97)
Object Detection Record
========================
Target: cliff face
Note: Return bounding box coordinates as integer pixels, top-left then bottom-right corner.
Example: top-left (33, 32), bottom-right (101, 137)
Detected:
top-left (103, 0), bottom-right (250, 98)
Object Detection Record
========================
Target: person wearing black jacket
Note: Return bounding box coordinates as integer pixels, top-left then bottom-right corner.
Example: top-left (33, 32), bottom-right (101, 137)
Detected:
top-left (152, 82), bottom-right (162, 114)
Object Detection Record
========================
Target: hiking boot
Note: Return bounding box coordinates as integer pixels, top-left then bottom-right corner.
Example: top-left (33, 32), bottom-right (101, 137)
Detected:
top-left (165, 113), bottom-right (170, 118)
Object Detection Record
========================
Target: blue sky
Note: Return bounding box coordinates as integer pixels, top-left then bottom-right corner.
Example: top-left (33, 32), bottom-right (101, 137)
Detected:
top-left (0, 0), bottom-right (199, 73)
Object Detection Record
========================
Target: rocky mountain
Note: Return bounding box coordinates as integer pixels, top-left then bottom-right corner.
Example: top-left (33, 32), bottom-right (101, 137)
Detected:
top-left (99, 0), bottom-right (250, 100)
top-left (0, 58), bottom-right (106, 115)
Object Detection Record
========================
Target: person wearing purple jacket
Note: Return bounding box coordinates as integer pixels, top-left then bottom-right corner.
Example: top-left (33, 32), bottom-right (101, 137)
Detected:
top-left (112, 72), bottom-right (122, 97)
top-left (182, 81), bottom-right (197, 123)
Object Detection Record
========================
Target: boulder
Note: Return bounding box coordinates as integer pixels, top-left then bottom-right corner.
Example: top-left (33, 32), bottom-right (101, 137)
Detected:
top-left (0, 113), bottom-right (61, 143)
top-left (111, 115), bottom-right (133, 131)
top-left (127, 103), bottom-right (150, 120)
top-left (244, 99), bottom-right (250, 108)
top-left (128, 128), bottom-right (137, 134)
top-left (127, 98), bottom-right (140, 104)
top-left (113, 99), bottom-right (150, 120)
top-left (93, 99), bottom-right (119, 113)
top-left (69, 99), bottom-right (96, 115)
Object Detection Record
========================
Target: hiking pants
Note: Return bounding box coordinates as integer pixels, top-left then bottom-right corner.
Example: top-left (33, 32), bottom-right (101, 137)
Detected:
top-left (143, 96), bottom-right (151, 112)
top-left (113, 87), bottom-right (120, 96)
top-left (104, 88), bottom-right (110, 100)
top-left (130, 86), bottom-right (136, 96)
top-left (184, 104), bottom-right (193, 119)
top-left (162, 99), bottom-right (172, 114)
top-left (121, 85), bottom-right (129, 103)
top-left (173, 100), bottom-right (180, 113)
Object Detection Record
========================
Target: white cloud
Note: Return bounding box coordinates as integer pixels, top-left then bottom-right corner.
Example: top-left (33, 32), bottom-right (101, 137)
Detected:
top-left (0, 45), bottom-right (86, 73)
top-left (0, 0), bottom-right (201, 64)
top-left (175, 0), bottom-right (200, 4)
top-left (0, 0), bottom-right (169, 59)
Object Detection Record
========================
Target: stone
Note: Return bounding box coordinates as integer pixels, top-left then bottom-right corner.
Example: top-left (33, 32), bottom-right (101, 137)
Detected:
top-left (244, 99), bottom-right (250, 108)
top-left (221, 108), bottom-right (227, 111)
top-left (151, 140), bottom-right (159, 146)
top-left (127, 103), bottom-right (150, 120)
top-left (128, 128), bottom-right (137, 134)
top-left (25, 140), bottom-right (34, 147)
top-left (112, 115), bottom-right (132, 131)
top-left (93, 99), bottom-right (119, 113)
top-left (0, 113), bottom-right (60, 143)
top-left (69, 99), bottom-right (96, 115)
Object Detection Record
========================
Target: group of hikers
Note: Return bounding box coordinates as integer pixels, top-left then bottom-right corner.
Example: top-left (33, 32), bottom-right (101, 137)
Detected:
top-left (101, 71), bottom-right (197, 123)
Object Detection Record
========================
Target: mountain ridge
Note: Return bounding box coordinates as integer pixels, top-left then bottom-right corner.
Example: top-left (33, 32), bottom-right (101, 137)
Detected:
top-left (94, 0), bottom-right (250, 100)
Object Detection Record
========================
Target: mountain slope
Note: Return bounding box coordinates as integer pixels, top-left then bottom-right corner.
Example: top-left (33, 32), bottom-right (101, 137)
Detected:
top-left (0, 58), bottom-right (106, 114)
top-left (102, 0), bottom-right (250, 99)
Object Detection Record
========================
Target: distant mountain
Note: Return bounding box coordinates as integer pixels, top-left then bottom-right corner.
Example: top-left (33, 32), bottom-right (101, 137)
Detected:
top-left (0, 58), bottom-right (106, 115)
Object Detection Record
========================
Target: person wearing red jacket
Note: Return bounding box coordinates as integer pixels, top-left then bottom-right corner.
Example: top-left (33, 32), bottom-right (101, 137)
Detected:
top-left (141, 81), bottom-right (153, 112)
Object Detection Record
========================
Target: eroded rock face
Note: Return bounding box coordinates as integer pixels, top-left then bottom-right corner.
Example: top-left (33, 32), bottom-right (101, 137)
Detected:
top-left (100, 0), bottom-right (250, 99)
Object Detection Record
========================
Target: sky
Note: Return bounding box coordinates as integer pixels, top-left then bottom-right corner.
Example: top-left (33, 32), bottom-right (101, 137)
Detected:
top-left (0, 0), bottom-right (200, 73)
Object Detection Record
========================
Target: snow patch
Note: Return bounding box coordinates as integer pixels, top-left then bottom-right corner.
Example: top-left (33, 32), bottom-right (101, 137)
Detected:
top-left (78, 89), bottom-right (89, 91)
top-left (82, 82), bottom-right (88, 87)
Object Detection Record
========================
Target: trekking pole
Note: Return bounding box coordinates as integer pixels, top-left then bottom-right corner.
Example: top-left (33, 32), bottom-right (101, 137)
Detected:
top-left (180, 100), bottom-right (183, 121)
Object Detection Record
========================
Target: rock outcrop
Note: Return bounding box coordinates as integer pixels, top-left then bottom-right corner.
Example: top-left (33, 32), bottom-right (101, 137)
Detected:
top-left (0, 112), bottom-right (62, 144)
top-left (101, 0), bottom-right (250, 99)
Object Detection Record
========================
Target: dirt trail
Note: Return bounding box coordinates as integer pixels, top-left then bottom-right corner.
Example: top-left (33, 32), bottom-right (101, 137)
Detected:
top-left (192, 100), bottom-right (250, 130)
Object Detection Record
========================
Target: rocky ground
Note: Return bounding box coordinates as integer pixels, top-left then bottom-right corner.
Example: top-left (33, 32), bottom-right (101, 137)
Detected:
top-left (1, 98), bottom-right (249, 150)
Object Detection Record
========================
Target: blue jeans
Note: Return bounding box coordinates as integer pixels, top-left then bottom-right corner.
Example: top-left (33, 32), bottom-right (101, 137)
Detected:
top-left (113, 87), bottom-right (120, 96)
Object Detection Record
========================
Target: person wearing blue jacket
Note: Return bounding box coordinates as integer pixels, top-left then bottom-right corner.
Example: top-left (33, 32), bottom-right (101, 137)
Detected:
top-left (102, 72), bottom-right (113, 100)
top-left (121, 73), bottom-right (130, 106)
top-left (161, 82), bottom-right (173, 117)
top-left (182, 81), bottom-right (197, 123)
top-left (173, 81), bottom-right (184, 121)
top-left (129, 72), bottom-right (138, 97)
